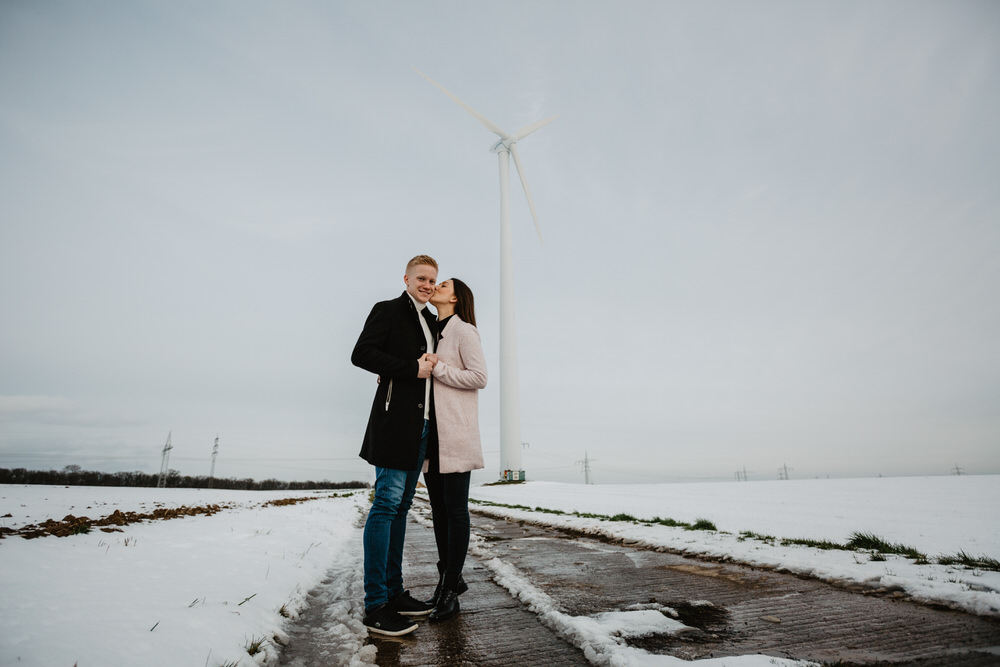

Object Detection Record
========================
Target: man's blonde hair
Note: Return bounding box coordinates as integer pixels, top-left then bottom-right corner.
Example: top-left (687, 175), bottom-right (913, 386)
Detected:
top-left (406, 255), bottom-right (438, 273)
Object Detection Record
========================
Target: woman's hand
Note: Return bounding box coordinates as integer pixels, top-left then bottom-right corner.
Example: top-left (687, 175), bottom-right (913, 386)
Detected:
top-left (417, 354), bottom-right (435, 378)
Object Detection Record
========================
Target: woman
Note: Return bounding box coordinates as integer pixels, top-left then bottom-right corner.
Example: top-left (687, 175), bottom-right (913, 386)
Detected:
top-left (423, 278), bottom-right (487, 621)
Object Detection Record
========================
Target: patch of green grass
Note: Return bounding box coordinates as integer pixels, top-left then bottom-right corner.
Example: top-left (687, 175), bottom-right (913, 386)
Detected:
top-left (244, 635), bottom-right (267, 656)
top-left (470, 499), bottom-right (532, 511)
top-left (898, 545), bottom-right (927, 560)
top-left (470, 499), bottom-right (720, 532)
top-left (781, 537), bottom-right (844, 551)
top-left (739, 530), bottom-right (775, 542)
top-left (937, 551), bottom-right (1000, 572)
top-left (846, 531), bottom-right (889, 551)
top-left (847, 532), bottom-right (927, 560)
top-left (652, 517), bottom-right (686, 528)
top-left (738, 532), bottom-right (844, 550)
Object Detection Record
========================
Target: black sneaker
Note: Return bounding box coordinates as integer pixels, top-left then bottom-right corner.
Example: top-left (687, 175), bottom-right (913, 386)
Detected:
top-left (363, 603), bottom-right (418, 636)
top-left (388, 590), bottom-right (434, 617)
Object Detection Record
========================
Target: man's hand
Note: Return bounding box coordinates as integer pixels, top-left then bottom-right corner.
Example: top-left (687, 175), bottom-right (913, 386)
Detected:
top-left (417, 354), bottom-right (435, 379)
top-left (425, 353), bottom-right (439, 366)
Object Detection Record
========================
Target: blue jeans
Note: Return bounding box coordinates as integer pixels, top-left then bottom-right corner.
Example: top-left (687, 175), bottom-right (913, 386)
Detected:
top-left (362, 421), bottom-right (428, 610)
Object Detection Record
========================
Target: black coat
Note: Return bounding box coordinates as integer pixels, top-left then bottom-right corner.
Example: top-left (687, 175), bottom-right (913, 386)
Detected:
top-left (351, 292), bottom-right (439, 470)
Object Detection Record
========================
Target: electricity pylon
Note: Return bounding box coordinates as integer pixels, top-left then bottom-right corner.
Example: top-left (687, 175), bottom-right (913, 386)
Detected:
top-left (577, 451), bottom-right (596, 485)
top-left (209, 436), bottom-right (219, 488)
top-left (157, 432), bottom-right (173, 488)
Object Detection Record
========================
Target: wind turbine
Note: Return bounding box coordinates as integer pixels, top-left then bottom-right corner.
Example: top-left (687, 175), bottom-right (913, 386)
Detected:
top-left (417, 70), bottom-right (556, 482)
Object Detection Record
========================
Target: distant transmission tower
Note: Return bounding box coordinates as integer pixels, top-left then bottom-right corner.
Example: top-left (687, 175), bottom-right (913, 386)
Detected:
top-left (209, 436), bottom-right (220, 488)
top-left (778, 463), bottom-right (792, 480)
top-left (735, 465), bottom-right (749, 482)
top-left (952, 463), bottom-right (964, 476)
top-left (157, 432), bottom-right (173, 488)
top-left (576, 451), bottom-right (596, 485)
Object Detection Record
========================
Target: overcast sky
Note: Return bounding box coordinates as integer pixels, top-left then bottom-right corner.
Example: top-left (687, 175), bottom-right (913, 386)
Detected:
top-left (2, 1), bottom-right (998, 486)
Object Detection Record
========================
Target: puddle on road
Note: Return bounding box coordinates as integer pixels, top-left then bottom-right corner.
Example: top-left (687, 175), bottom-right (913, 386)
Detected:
top-left (662, 562), bottom-right (754, 585)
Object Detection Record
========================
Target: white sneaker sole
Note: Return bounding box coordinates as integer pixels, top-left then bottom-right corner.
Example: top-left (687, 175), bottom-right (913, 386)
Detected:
top-left (364, 620), bottom-right (418, 637)
top-left (397, 608), bottom-right (433, 617)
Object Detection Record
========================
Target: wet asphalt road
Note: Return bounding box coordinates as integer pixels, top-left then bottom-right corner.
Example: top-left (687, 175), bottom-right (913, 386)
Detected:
top-left (283, 501), bottom-right (1000, 666)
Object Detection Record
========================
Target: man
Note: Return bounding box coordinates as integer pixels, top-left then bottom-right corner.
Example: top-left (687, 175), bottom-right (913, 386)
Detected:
top-left (351, 255), bottom-right (440, 636)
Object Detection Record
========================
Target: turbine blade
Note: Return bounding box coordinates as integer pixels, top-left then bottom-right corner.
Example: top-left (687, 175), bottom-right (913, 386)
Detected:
top-left (509, 142), bottom-right (544, 245)
top-left (512, 115), bottom-right (558, 142)
top-left (415, 69), bottom-right (510, 140)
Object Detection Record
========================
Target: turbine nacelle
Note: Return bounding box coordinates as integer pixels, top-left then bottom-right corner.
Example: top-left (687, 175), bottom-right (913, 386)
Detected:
top-left (491, 116), bottom-right (560, 154)
top-left (490, 138), bottom-right (513, 154)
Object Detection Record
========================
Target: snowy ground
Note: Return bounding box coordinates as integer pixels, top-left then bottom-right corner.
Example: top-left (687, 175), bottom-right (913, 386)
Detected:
top-left (0, 486), bottom-right (374, 667)
top-left (470, 475), bottom-right (1000, 618)
top-left (1, 475), bottom-right (997, 666)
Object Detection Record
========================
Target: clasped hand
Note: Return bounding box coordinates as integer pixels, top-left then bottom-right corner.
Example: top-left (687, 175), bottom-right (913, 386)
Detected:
top-left (417, 353), bottom-right (438, 379)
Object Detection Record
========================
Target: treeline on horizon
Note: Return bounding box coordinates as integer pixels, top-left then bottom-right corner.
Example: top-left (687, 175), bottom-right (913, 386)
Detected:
top-left (0, 466), bottom-right (369, 491)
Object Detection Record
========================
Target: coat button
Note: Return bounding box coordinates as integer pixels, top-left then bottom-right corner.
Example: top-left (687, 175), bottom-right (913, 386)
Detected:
top-left (417, 404), bottom-right (424, 409)
top-left (420, 345), bottom-right (426, 351)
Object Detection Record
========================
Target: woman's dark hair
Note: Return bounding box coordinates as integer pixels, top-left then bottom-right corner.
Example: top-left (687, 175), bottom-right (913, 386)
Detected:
top-left (451, 278), bottom-right (476, 327)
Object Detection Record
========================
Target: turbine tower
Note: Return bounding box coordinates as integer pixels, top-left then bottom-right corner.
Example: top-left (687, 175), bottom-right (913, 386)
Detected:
top-left (418, 70), bottom-right (556, 483)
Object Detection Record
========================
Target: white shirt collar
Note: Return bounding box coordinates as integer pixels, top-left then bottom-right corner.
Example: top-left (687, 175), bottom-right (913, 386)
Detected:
top-left (406, 291), bottom-right (427, 312)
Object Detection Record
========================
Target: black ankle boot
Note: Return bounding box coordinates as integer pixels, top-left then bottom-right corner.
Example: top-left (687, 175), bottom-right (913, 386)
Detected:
top-left (423, 569), bottom-right (446, 607)
top-left (424, 567), bottom-right (468, 607)
top-left (429, 572), bottom-right (465, 622)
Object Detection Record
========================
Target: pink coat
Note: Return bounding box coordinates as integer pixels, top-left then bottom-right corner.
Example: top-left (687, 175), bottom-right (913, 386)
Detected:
top-left (431, 316), bottom-right (487, 473)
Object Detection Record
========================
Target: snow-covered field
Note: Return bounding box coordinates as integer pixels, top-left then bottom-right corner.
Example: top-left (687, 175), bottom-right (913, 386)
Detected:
top-left (0, 486), bottom-right (374, 667)
top-left (1, 475), bottom-right (997, 667)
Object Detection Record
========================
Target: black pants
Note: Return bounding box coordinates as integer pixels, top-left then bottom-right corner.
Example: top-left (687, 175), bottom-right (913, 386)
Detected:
top-left (423, 470), bottom-right (472, 575)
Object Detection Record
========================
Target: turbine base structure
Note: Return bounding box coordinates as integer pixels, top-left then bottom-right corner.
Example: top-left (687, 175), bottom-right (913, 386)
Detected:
top-left (501, 469), bottom-right (526, 483)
